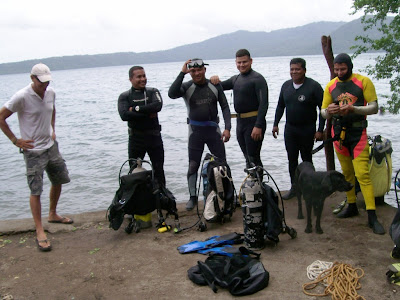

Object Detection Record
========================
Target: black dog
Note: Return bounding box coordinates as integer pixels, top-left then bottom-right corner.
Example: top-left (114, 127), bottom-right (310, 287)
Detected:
top-left (295, 162), bottom-right (353, 234)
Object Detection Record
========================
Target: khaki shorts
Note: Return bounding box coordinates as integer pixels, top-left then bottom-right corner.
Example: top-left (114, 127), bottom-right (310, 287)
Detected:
top-left (23, 140), bottom-right (70, 195)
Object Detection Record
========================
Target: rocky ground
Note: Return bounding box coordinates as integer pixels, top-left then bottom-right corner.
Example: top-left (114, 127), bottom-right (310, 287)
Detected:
top-left (0, 192), bottom-right (399, 300)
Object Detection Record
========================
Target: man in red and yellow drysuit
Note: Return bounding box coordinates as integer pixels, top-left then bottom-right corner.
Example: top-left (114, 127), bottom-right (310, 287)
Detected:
top-left (321, 53), bottom-right (384, 235)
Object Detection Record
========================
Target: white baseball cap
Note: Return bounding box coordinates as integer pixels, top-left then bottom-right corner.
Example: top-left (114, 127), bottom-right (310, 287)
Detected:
top-left (31, 63), bottom-right (52, 82)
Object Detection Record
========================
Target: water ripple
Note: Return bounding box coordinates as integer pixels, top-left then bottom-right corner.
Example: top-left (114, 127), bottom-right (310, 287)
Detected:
top-left (0, 53), bottom-right (398, 220)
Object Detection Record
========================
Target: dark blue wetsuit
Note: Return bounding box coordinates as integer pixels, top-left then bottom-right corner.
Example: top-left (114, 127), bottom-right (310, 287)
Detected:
top-left (168, 72), bottom-right (231, 197)
top-left (220, 69), bottom-right (268, 169)
top-left (273, 77), bottom-right (325, 184)
top-left (118, 87), bottom-right (166, 186)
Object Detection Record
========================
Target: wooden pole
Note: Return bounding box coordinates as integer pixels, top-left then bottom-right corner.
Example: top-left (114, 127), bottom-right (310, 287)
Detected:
top-left (321, 35), bottom-right (335, 171)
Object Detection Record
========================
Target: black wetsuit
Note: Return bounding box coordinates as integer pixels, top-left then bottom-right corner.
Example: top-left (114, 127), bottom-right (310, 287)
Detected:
top-left (168, 72), bottom-right (231, 197)
top-left (118, 87), bottom-right (165, 186)
top-left (220, 69), bottom-right (268, 168)
top-left (273, 77), bottom-right (325, 183)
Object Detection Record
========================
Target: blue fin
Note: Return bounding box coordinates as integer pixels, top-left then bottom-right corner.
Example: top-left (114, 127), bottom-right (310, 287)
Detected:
top-left (198, 245), bottom-right (241, 257)
top-left (177, 236), bottom-right (218, 254)
top-left (177, 232), bottom-right (243, 254)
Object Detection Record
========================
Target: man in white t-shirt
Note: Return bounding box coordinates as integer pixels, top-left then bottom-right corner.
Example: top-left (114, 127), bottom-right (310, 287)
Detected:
top-left (0, 63), bottom-right (71, 252)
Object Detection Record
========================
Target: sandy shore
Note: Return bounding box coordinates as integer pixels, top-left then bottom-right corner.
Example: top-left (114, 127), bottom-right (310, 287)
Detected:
top-left (0, 192), bottom-right (399, 300)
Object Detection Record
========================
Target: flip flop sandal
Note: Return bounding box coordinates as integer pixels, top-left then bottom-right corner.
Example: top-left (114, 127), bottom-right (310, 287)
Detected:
top-left (36, 238), bottom-right (52, 252)
top-left (48, 217), bottom-right (74, 224)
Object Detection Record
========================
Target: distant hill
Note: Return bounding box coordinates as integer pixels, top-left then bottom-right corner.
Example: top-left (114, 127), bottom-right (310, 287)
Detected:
top-left (0, 17), bottom-right (388, 75)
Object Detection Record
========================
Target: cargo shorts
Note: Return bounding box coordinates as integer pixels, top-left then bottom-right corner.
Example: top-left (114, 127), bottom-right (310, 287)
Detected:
top-left (23, 140), bottom-right (70, 195)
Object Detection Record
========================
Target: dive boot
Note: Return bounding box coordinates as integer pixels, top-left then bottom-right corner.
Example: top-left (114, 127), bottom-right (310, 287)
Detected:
top-left (186, 196), bottom-right (198, 211)
top-left (368, 210), bottom-right (385, 235)
top-left (337, 203), bottom-right (359, 218)
top-left (282, 187), bottom-right (296, 200)
top-left (369, 220), bottom-right (385, 235)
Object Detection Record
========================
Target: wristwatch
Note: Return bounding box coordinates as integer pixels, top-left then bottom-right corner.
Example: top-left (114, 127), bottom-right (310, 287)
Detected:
top-left (135, 106), bottom-right (140, 112)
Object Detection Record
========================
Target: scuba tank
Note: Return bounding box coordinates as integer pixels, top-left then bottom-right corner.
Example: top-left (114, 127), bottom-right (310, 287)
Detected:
top-left (132, 158), bottom-right (147, 174)
top-left (131, 158), bottom-right (153, 231)
top-left (240, 166), bottom-right (297, 250)
top-left (240, 168), bottom-right (265, 250)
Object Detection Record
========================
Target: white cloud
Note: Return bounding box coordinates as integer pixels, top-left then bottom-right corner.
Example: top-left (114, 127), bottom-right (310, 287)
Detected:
top-left (0, 0), bottom-right (362, 63)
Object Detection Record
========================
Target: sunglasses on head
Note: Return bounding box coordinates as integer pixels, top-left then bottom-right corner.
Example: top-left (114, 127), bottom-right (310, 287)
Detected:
top-left (187, 59), bottom-right (208, 69)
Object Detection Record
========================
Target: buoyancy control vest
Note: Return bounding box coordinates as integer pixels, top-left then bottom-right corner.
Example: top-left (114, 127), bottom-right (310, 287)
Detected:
top-left (369, 135), bottom-right (392, 198)
top-left (107, 159), bottom-right (179, 232)
top-left (203, 155), bottom-right (236, 222)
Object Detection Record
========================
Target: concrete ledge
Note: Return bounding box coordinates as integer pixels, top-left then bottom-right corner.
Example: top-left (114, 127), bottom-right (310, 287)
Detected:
top-left (0, 210), bottom-right (106, 235)
top-left (0, 203), bottom-right (190, 236)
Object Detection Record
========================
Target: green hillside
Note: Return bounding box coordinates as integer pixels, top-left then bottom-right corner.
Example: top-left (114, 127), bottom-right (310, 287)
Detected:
top-left (0, 17), bottom-right (388, 75)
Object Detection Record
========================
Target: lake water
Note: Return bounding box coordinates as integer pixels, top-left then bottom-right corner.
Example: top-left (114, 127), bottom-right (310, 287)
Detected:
top-left (0, 53), bottom-right (398, 220)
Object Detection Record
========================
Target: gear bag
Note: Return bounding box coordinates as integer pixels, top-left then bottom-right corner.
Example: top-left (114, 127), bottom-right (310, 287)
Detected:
top-left (187, 248), bottom-right (269, 296)
top-left (390, 207), bottom-right (400, 247)
top-left (203, 154), bottom-right (235, 222)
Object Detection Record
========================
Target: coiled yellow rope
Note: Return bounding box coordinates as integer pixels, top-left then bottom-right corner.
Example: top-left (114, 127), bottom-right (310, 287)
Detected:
top-left (302, 262), bottom-right (365, 300)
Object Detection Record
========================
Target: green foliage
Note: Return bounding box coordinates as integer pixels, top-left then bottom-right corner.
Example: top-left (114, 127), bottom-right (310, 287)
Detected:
top-left (0, 239), bottom-right (12, 248)
top-left (89, 248), bottom-right (100, 254)
top-left (351, 0), bottom-right (400, 113)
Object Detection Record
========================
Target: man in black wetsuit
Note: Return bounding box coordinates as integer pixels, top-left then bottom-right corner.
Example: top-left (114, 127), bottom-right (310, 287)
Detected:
top-left (210, 49), bottom-right (268, 173)
top-left (168, 58), bottom-right (231, 211)
top-left (272, 58), bottom-right (325, 199)
top-left (118, 66), bottom-right (166, 187)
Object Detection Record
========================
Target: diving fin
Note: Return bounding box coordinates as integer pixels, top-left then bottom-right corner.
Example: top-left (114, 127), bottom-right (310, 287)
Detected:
top-left (177, 235), bottom-right (218, 254)
top-left (177, 232), bottom-right (243, 254)
top-left (198, 245), bottom-right (240, 257)
top-left (198, 246), bottom-right (261, 258)
top-left (386, 263), bottom-right (400, 285)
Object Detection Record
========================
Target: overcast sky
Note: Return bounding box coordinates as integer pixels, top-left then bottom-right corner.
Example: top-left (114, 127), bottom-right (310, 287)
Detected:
top-left (0, 0), bottom-right (363, 64)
